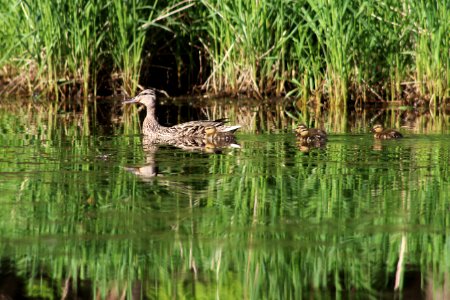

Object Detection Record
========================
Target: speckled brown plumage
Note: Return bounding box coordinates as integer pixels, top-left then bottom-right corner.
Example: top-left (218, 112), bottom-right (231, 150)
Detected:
top-left (123, 89), bottom-right (240, 139)
top-left (295, 124), bottom-right (327, 144)
top-left (371, 124), bottom-right (403, 139)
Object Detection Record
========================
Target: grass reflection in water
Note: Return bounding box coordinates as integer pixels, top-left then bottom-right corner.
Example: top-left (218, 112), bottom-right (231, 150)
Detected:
top-left (0, 101), bottom-right (448, 299)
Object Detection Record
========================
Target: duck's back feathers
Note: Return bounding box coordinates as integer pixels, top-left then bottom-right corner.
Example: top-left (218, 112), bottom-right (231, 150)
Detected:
top-left (220, 125), bottom-right (241, 133)
top-left (371, 124), bottom-right (403, 139)
top-left (375, 130), bottom-right (403, 139)
top-left (170, 119), bottom-right (241, 137)
top-left (295, 124), bottom-right (327, 143)
top-left (308, 128), bottom-right (327, 139)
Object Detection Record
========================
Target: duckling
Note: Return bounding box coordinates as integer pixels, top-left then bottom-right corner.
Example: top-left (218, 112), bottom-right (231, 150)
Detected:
top-left (123, 89), bottom-right (241, 138)
top-left (204, 126), bottom-right (239, 148)
top-left (295, 124), bottom-right (327, 143)
top-left (371, 124), bottom-right (403, 139)
top-left (205, 126), bottom-right (218, 144)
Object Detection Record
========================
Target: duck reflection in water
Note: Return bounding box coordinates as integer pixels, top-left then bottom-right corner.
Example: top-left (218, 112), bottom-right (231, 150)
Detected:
top-left (296, 139), bottom-right (327, 153)
top-left (372, 140), bottom-right (383, 151)
top-left (124, 132), bottom-right (240, 181)
top-left (122, 88), bottom-right (241, 179)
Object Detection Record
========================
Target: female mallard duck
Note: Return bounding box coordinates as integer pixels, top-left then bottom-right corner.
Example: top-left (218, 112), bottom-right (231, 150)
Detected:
top-left (123, 89), bottom-right (241, 138)
top-left (371, 124), bottom-right (403, 139)
top-left (295, 124), bottom-right (327, 143)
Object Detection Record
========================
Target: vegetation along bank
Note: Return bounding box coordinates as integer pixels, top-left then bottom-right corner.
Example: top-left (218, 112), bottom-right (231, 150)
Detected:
top-left (1, 0), bottom-right (448, 107)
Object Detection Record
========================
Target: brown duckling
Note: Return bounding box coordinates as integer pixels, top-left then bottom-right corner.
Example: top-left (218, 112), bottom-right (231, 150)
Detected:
top-left (205, 126), bottom-right (218, 144)
top-left (371, 124), bottom-right (403, 139)
top-left (204, 126), bottom-right (240, 149)
top-left (205, 126), bottom-right (238, 143)
top-left (295, 124), bottom-right (327, 143)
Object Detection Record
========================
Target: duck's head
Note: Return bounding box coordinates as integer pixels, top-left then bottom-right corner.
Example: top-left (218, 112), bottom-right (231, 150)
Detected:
top-left (123, 89), bottom-right (156, 108)
top-left (205, 126), bottom-right (217, 135)
top-left (371, 124), bottom-right (384, 133)
top-left (299, 128), bottom-right (310, 137)
top-left (295, 124), bottom-right (309, 137)
top-left (295, 124), bottom-right (308, 135)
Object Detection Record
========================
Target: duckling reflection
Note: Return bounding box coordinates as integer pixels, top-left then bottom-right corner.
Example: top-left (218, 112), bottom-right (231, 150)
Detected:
top-left (296, 139), bottom-right (327, 153)
top-left (372, 140), bottom-right (383, 151)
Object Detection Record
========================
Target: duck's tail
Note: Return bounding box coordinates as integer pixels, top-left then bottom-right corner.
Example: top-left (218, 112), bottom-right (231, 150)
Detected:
top-left (221, 125), bottom-right (241, 133)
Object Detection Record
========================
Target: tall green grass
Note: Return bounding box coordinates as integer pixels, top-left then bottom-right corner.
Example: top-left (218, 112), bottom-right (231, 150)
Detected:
top-left (0, 0), bottom-right (189, 100)
top-left (413, 1), bottom-right (450, 104)
top-left (199, 0), bottom-right (295, 97)
top-left (8, 0), bottom-right (104, 98)
top-left (0, 0), bottom-right (448, 106)
top-left (198, 0), bottom-right (449, 105)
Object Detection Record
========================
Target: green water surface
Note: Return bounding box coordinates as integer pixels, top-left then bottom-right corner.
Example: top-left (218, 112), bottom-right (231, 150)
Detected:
top-left (0, 102), bottom-right (449, 299)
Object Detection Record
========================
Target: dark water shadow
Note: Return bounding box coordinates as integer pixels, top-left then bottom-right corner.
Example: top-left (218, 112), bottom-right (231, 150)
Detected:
top-left (0, 95), bottom-right (448, 135)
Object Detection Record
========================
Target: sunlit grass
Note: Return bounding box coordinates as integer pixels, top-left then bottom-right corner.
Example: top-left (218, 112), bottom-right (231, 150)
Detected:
top-left (413, 1), bottom-right (450, 104)
top-left (0, 0), bottom-right (188, 100)
top-left (0, 0), bottom-right (448, 106)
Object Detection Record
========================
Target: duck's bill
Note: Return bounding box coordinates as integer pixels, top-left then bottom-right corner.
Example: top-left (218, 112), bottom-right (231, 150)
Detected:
top-left (123, 98), bottom-right (138, 104)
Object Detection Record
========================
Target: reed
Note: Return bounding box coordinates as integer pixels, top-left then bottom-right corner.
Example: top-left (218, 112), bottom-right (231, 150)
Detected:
top-left (108, 0), bottom-right (157, 95)
top-left (1, 0), bottom-right (106, 98)
top-left (412, 0), bottom-right (450, 104)
top-left (0, 0), bottom-right (188, 100)
top-left (0, 0), bottom-right (448, 106)
top-left (303, 0), bottom-right (357, 107)
top-left (64, 0), bottom-right (102, 98)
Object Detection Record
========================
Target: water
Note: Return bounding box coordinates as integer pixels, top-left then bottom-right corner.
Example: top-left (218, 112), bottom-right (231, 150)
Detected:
top-left (0, 99), bottom-right (449, 299)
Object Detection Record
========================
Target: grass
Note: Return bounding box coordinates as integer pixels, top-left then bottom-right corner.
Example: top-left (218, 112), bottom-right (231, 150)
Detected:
top-left (413, 1), bottom-right (450, 105)
top-left (0, 0), bottom-right (448, 107)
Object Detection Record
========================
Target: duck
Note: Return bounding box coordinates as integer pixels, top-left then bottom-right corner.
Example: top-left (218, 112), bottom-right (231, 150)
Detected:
top-left (123, 89), bottom-right (241, 138)
top-left (295, 124), bottom-right (327, 143)
top-left (371, 124), bottom-right (403, 139)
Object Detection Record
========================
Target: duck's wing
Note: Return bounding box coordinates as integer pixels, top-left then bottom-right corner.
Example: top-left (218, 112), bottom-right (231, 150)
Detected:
top-left (172, 119), bottom-right (226, 129)
top-left (170, 120), bottom-right (221, 137)
top-left (171, 119), bottom-right (240, 136)
top-left (308, 129), bottom-right (327, 141)
top-left (386, 130), bottom-right (403, 138)
top-left (310, 128), bottom-right (327, 135)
